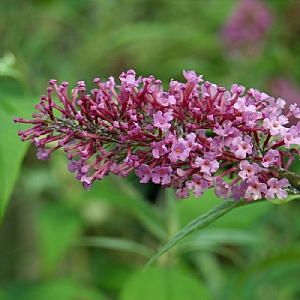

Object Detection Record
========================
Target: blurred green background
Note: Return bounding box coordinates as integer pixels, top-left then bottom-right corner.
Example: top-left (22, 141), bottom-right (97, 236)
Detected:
top-left (1, 0), bottom-right (300, 299)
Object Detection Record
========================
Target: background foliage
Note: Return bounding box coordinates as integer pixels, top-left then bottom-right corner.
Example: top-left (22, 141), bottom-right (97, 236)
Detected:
top-left (1, 0), bottom-right (300, 299)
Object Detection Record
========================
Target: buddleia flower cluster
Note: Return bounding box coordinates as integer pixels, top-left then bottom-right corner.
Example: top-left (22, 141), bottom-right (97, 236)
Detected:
top-left (221, 0), bottom-right (273, 58)
top-left (14, 70), bottom-right (300, 201)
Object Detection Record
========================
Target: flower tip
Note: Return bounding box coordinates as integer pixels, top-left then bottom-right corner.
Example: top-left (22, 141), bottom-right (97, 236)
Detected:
top-left (62, 81), bottom-right (69, 87)
top-left (77, 81), bottom-right (85, 87)
top-left (49, 79), bottom-right (57, 85)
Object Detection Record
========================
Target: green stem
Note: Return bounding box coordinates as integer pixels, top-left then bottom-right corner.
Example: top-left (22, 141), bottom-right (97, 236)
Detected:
top-left (144, 199), bottom-right (259, 270)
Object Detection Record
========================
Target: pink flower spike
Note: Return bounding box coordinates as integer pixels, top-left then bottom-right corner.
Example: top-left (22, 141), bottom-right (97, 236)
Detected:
top-left (221, 0), bottom-right (273, 58)
top-left (14, 69), bottom-right (300, 200)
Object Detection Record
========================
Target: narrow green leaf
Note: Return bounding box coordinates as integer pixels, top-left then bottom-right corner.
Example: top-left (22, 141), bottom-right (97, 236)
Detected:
top-left (178, 228), bottom-right (260, 254)
top-left (144, 200), bottom-right (245, 270)
top-left (77, 237), bottom-right (155, 258)
top-left (269, 194), bottom-right (300, 205)
top-left (0, 99), bottom-right (35, 225)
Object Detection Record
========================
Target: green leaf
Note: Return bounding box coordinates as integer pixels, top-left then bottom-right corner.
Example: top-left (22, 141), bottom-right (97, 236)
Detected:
top-left (121, 267), bottom-right (210, 300)
top-left (178, 228), bottom-right (261, 254)
top-left (78, 237), bottom-right (155, 258)
top-left (178, 228), bottom-right (261, 267)
top-left (269, 194), bottom-right (300, 205)
top-left (145, 200), bottom-right (245, 270)
top-left (177, 188), bottom-right (271, 229)
top-left (0, 98), bottom-right (36, 225)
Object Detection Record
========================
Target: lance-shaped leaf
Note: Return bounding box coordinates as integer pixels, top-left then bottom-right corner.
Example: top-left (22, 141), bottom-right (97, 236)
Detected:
top-left (144, 200), bottom-right (246, 270)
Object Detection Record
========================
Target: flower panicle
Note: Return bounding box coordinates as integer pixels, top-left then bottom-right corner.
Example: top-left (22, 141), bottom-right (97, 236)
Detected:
top-left (221, 0), bottom-right (273, 58)
top-left (14, 69), bottom-right (300, 201)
